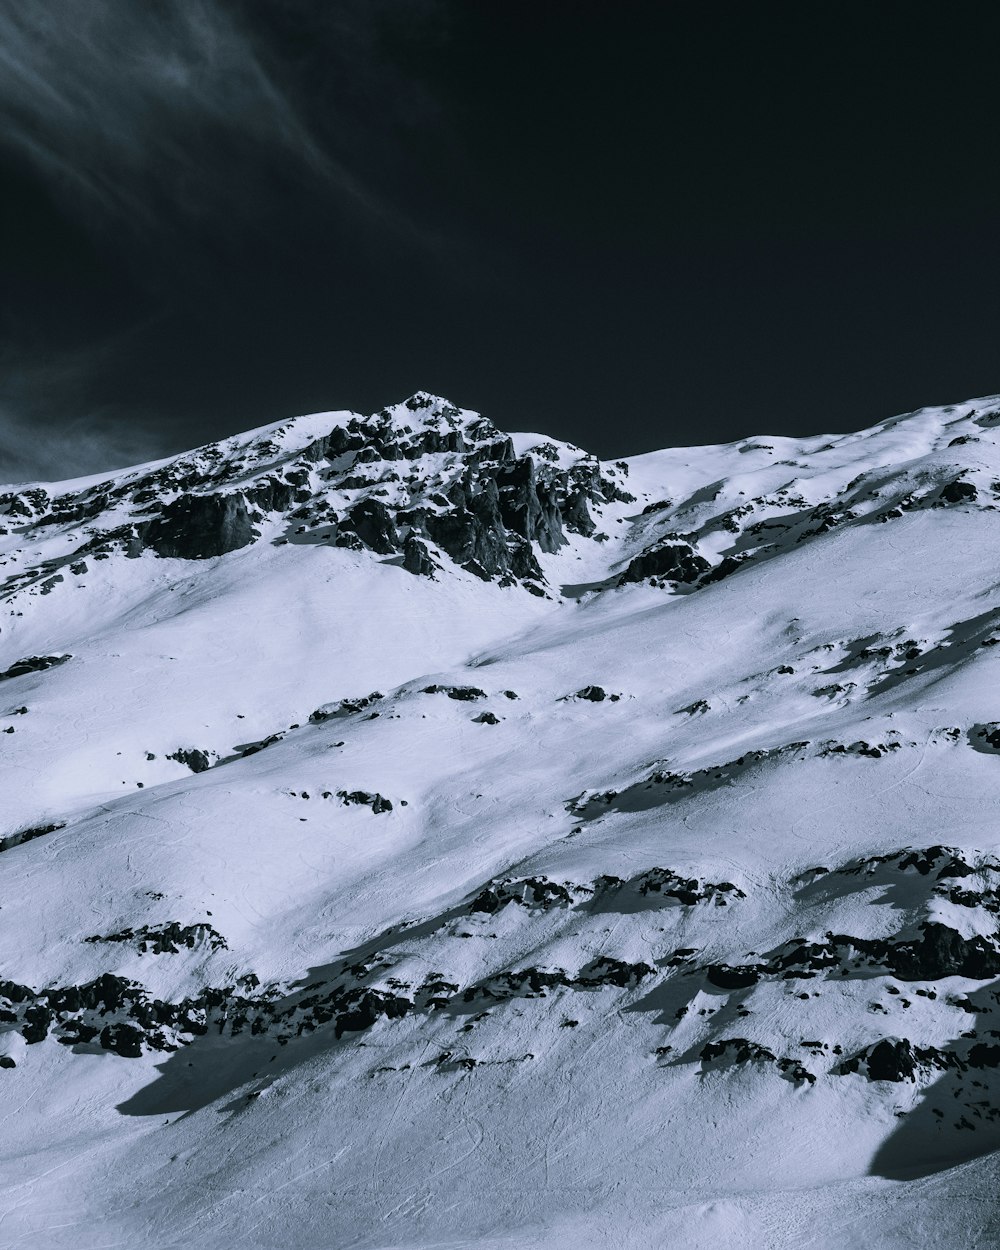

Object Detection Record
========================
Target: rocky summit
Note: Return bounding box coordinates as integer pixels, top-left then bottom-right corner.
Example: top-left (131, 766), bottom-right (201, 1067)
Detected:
top-left (4, 392), bottom-right (1000, 1247)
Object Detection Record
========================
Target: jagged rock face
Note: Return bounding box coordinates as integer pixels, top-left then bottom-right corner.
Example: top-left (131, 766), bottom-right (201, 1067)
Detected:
top-left (141, 493), bottom-right (257, 559)
top-left (286, 397), bottom-right (629, 586)
top-left (494, 456), bottom-right (567, 552)
top-left (339, 498), bottom-right (396, 554)
top-left (0, 393), bottom-right (636, 594)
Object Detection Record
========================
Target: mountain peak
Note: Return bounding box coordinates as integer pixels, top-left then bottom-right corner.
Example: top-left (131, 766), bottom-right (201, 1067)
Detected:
top-left (6, 389), bottom-right (1000, 1244)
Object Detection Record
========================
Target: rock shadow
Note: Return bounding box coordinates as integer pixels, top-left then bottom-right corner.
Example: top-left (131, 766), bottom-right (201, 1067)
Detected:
top-left (870, 975), bottom-right (1000, 1179)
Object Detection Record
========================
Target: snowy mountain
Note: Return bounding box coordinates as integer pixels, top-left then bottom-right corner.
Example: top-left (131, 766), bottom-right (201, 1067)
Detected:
top-left (4, 390), bottom-right (1000, 1247)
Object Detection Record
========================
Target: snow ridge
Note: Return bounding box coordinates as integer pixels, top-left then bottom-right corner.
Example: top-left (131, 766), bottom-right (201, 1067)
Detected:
top-left (3, 392), bottom-right (1000, 1247)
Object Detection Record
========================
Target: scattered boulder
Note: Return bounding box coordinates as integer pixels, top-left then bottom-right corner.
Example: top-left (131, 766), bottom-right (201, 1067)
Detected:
top-left (402, 535), bottom-right (436, 576)
top-left (469, 877), bottom-right (578, 914)
top-left (310, 692), bottom-right (383, 722)
top-left (700, 1038), bottom-right (777, 1068)
top-left (629, 868), bottom-right (745, 906)
top-left (337, 790), bottom-right (393, 814)
top-left (839, 1038), bottom-right (917, 1082)
top-left (99, 1023), bottom-right (145, 1058)
top-left (706, 964), bottom-right (763, 990)
top-left (574, 685), bottom-right (611, 702)
top-left (166, 748), bottom-right (214, 774)
top-left (22, 1005), bottom-right (51, 1044)
top-left (0, 654), bottom-right (71, 682)
top-left (940, 479), bottom-right (978, 505)
top-left (420, 684), bottom-right (487, 701)
top-left (620, 542), bottom-right (711, 585)
top-left (239, 732), bottom-right (283, 758)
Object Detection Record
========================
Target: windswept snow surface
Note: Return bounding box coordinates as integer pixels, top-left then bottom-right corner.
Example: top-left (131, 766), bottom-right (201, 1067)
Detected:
top-left (3, 393), bottom-right (1000, 1246)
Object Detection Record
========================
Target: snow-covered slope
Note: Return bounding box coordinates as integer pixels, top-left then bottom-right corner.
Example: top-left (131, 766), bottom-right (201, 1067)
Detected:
top-left (4, 392), bottom-right (1000, 1247)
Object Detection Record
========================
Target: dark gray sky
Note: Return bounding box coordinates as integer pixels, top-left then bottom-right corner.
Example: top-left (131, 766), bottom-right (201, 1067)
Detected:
top-left (2, 0), bottom-right (999, 480)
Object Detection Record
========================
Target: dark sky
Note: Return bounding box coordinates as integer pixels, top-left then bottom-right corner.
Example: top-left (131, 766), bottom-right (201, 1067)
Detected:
top-left (1, 0), bottom-right (999, 480)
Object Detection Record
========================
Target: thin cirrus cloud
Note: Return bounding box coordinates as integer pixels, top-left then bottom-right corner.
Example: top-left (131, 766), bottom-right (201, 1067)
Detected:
top-left (0, 340), bottom-right (171, 484)
top-left (0, 1), bottom-right (454, 481)
top-left (0, 0), bottom-right (422, 242)
top-left (0, 403), bottom-right (166, 486)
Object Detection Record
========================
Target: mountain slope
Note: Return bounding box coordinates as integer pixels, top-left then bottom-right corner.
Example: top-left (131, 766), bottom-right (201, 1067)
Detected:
top-left (3, 392), bottom-right (1000, 1247)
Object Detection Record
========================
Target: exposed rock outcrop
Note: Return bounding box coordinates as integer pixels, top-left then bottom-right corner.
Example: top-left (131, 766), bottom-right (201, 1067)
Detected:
top-left (142, 493), bottom-right (257, 559)
top-left (620, 542), bottom-right (711, 585)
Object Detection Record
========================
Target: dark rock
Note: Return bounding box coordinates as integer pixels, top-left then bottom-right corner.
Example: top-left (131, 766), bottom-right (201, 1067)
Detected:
top-left (621, 542), bottom-right (711, 585)
top-left (143, 493), bottom-right (257, 559)
top-left (166, 748), bottom-right (213, 774)
top-left (84, 921), bottom-right (227, 955)
top-left (469, 877), bottom-right (576, 914)
top-left (425, 504), bottom-right (509, 577)
top-left (99, 1023), bottom-right (144, 1058)
top-left (777, 1057), bottom-right (816, 1084)
top-left (841, 1038), bottom-right (917, 1082)
top-left (0, 979), bottom-right (33, 1004)
top-left (0, 654), bottom-right (71, 681)
top-left (967, 1042), bottom-right (1000, 1068)
top-left (887, 922), bottom-right (1000, 981)
top-left (700, 1038), bottom-right (777, 1067)
top-left (464, 966), bottom-right (572, 1003)
top-left (700, 555), bottom-right (750, 585)
top-left (941, 479), bottom-right (978, 504)
top-left (506, 534), bottom-right (545, 581)
top-left (22, 1005), bottom-right (51, 1044)
top-left (495, 457), bottom-right (566, 553)
top-left (246, 476), bottom-right (299, 513)
top-left (575, 956), bottom-right (654, 988)
top-left (974, 723), bottom-right (1000, 752)
top-left (309, 692), bottom-right (382, 722)
top-left (341, 499), bottom-right (398, 555)
top-left (706, 964), bottom-right (762, 990)
top-left (420, 685), bottom-right (487, 701)
top-left (240, 733), bottom-right (283, 758)
top-left (337, 790), bottom-right (393, 814)
top-left (402, 536), bottom-right (436, 576)
top-left (562, 489), bottom-right (596, 536)
top-left (57, 1020), bottom-right (99, 1046)
top-left (335, 990), bottom-right (411, 1039)
top-left (0, 821), bottom-right (65, 854)
top-left (868, 1039), bottom-right (917, 1081)
top-left (632, 868), bottom-right (745, 906)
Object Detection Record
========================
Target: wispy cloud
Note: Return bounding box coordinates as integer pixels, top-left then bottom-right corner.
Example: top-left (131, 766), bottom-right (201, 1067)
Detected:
top-left (0, 403), bottom-right (166, 486)
top-left (0, 0), bottom-right (425, 241)
top-left (0, 0), bottom-right (453, 480)
top-left (0, 340), bottom-right (170, 484)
